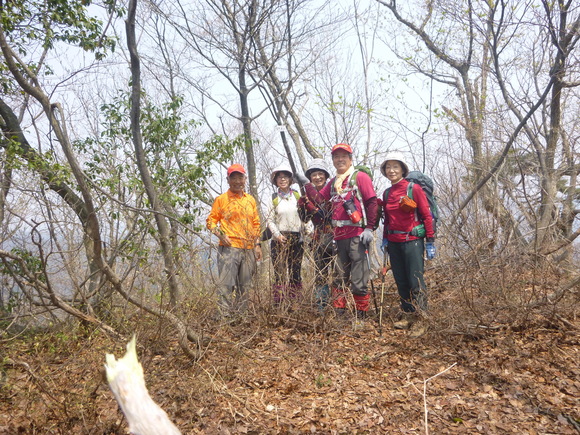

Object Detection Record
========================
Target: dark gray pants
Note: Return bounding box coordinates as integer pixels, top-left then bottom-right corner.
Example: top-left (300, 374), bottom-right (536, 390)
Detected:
top-left (334, 236), bottom-right (369, 296)
top-left (216, 245), bottom-right (257, 316)
top-left (388, 238), bottom-right (427, 313)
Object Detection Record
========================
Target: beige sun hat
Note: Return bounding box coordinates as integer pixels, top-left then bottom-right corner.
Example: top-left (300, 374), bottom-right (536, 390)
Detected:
top-left (380, 151), bottom-right (410, 178)
top-left (305, 159), bottom-right (331, 180)
top-left (270, 164), bottom-right (294, 185)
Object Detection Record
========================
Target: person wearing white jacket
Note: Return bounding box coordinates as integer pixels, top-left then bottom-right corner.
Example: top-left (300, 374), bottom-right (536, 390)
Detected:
top-left (266, 164), bottom-right (311, 305)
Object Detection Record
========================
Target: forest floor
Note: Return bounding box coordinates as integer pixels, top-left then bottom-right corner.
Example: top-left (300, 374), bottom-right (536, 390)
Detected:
top-left (1, 286), bottom-right (579, 434)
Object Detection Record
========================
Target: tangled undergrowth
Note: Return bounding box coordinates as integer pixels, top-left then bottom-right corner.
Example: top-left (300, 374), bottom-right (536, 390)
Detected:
top-left (1, 260), bottom-right (579, 434)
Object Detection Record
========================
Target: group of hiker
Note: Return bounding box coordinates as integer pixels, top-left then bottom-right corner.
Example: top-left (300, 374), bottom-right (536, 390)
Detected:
top-left (206, 143), bottom-right (436, 335)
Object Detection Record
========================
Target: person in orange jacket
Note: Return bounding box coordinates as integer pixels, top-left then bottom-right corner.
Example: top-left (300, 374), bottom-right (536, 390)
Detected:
top-left (207, 164), bottom-right (262, 318)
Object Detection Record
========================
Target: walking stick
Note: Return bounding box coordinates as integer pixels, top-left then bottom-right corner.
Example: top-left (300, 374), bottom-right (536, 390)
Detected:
top-left (366, 250), bottom-right (382, 334)
top-left (379, 250), bottom-right (390, 334)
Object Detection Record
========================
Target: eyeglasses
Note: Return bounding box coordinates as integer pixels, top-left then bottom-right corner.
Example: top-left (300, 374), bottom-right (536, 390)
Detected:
top-left (277, 174), bottom-right (292, 180)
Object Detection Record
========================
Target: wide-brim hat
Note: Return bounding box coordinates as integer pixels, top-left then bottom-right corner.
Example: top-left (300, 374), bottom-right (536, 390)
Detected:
top-left (305, 158), bottom-right (331, 180)
top-left (270, 164), bottom-right (293, 185)
top-left (380, 152), bottom-right (410, 178)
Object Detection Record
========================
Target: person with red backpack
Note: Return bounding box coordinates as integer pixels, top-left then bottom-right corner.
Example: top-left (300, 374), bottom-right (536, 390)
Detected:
top-left (296, 144), bottom-right (379, 321)
top-left (266, 164), bottom-right (310, 305)
top-left (380, 152), bottom-right (435, 337)
top-left (297, 159), bottom-right (334, 310)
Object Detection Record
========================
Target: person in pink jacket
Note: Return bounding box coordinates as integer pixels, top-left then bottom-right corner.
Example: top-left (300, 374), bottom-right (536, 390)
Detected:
top-left (380, 152), bottom-right (435, 336)
top-left (297, 144), bottom-right (378, 321)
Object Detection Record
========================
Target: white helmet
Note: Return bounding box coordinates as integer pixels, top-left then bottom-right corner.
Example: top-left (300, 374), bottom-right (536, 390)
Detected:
top-left (305, 159), bottom-right (331, 180)
top-left (270, 164), bottom-right (294, 185)
top-left (380, 151), bottom-right (410, 178)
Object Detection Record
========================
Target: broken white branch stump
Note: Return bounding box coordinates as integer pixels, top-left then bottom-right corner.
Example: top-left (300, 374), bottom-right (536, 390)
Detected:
top-left (105, 336), bottom-right (181, 435)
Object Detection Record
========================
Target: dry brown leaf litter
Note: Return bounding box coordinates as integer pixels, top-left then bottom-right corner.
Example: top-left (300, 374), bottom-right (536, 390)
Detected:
top-left (1, 314), bottom-right (578, 434)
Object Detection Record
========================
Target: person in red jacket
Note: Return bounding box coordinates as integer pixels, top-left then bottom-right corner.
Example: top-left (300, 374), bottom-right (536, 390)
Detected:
top-left (380, 152), bottom-right (435, 336)
top-left (296, 144), bottom-right (378, 321)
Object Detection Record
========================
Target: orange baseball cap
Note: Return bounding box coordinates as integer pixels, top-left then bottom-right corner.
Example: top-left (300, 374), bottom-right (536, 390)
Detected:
top-left (331, 143), bottom-right (353, 154)
top-left (227, 164), bottom-right (246, 176)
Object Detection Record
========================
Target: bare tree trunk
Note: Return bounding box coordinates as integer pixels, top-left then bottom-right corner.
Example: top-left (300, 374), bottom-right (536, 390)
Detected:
top-left (1, 2), bottom-right (204, 358)
top-left (126, 0), bottom-right (180, 306)
top-left (0, 155), bottom-right (11, 226)
top-left (535, 0), bottom-right (580, 247)
top-left (239, 69), bottom-right (259, 199)
top-left (0, 97), bottom-right (107, 301)
top-left (253, 35), bottom-right (322, 163)
top-left (353, 2), bottom-right (375, 161)
top-left (378, 0), bottom-right (553, 246)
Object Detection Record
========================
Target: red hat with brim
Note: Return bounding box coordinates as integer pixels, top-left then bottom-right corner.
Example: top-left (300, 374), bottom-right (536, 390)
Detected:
top-left (227, 164), bottom-right (246, 176)
top-left (331, 143), bottom-right (353, 154)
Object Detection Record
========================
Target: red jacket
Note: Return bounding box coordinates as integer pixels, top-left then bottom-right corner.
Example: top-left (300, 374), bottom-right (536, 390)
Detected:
top-left (305, 171), bottom-right (378, 241)
top-left (382, 179), bottom-right (434, 242)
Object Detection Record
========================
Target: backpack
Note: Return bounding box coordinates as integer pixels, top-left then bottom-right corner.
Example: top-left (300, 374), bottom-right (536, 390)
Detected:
top-left (353, 165), bottom-right (373, 181)
top-left (272, 190), bottom-right (300, 207)
top-left (261, 190), bottom-right (302, 241)
top-left (330, 165), bottom-right (381, 229)
top-left (383, 170), bottom-right (439, 235)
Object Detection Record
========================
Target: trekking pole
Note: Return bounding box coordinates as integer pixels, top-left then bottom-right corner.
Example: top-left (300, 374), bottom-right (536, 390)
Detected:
top-left (379, 250), bottom-right (390, 334)
top-left (366, 250), bottom-right (382, 334)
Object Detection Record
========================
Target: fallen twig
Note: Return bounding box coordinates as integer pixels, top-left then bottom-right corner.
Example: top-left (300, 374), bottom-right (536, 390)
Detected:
top-left (422, 362), bottom-right (457, 435)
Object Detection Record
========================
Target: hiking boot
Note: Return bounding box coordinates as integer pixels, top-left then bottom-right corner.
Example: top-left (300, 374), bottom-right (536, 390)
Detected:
top-left (409, 319), bottom-right (428, 338)
top-left (393, 313), bottom-right (415, 330)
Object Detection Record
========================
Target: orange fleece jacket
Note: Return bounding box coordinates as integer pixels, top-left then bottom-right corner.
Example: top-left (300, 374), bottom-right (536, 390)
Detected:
top-left (207, 190), bottom-right (261, 249)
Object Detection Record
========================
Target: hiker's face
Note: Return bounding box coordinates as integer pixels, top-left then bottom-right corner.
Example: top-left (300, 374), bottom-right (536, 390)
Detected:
top-left (228, 172), bottom-right (246, 193)
top-left (275, 172), bottom-right (292, 191)
top-left (384, 160), bottom-right (404, 183)
top-left (332, 150), bottom-right (352, 174)
top-left (309, 170), bottom-right (328, 190)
